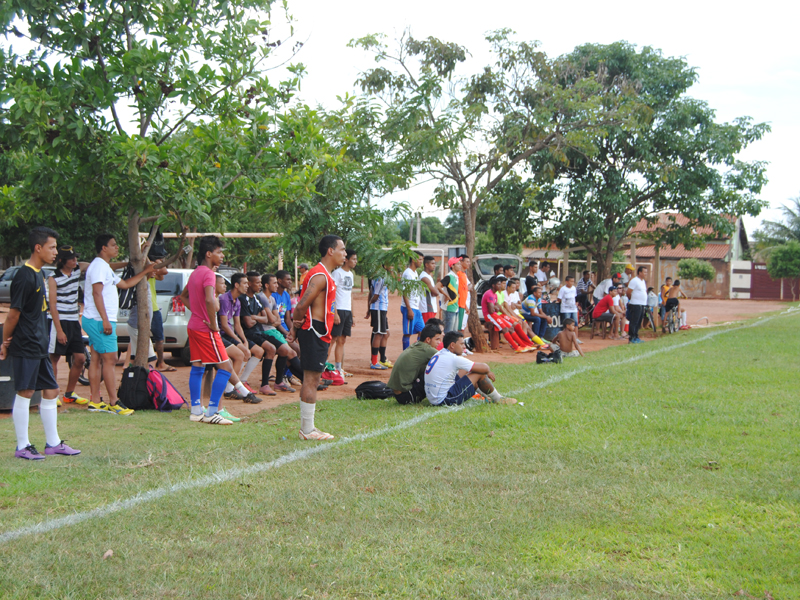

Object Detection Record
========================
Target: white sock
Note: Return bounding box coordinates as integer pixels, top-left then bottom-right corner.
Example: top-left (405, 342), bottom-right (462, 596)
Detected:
top-left (681, 311), bottom-right (687, 326)
top-left (235, 381), bottom-right (247, 394)
top-left (241, 356), bottom-right (260, 381)
top-left (335, 362), bottom-right (342, 371)
top-left (39, 398), bottom-right (61, 447)
top-left (225, 382), bottom-right (234, 393)
top-left (300, 401), bottom-right (315, 434)
top-left (12, 394), bottom-right (31, 450)
top-left (488, 389), bottom-right (502, 402)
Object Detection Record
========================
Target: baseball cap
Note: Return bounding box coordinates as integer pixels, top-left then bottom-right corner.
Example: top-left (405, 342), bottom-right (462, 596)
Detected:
top-left (57, 245), bottom-right (78, 261)
top-left (625, 263), bottom-right (634, 271)
top-left (448, 256), bottom-right (461, 267)
top-left (613, 272), bottom-right (621, 279)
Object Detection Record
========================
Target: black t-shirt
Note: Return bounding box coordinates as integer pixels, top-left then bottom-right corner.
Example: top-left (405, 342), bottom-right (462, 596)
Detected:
top-left (524, 275), bottom-right (538, 298)
top-left (239, 294), bottom-right (264, 335)
top-left (9, 264), bottom-right (49, 359)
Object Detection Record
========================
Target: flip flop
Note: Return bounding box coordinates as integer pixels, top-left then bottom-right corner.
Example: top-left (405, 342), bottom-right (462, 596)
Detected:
top-left (159, 366), bottom-right (178, 372)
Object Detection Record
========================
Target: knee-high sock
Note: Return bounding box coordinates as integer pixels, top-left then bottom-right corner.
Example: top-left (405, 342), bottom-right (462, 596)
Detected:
top-left (288, 357), bottom-right (304, 382)
top-left (274, 355), bottom-right (287, 384)
top-left (402, 335), bottom-right (410, 350)
top-left (681, 311), bottom-right (687, 327)
top-left (531, 334), bottom-right (545, 346)
top-left (379, 346), bottom-right (387, 362)
top-left (261, 358), bottom-right (273, 387)
top-left (189, 365), bottom-right (205, 414)
top-left (510, 331), bottom-right (528, 348)
top-left (12, 394), bottom-right (31, 450)
top-left (241, 355), bottom-right (260, 382)
top-left (207, 369), bottom-right (231, 416)
top-left (300, 401), bottom-right (315, 434)
top-left (513, 324), bottom-right (533, 345)
top-left (503, 332), bottom-right (520, 349)
top-left (39, 398), bottom-right (60, 447)
top-left (371, 347), bottom-right (379, 365)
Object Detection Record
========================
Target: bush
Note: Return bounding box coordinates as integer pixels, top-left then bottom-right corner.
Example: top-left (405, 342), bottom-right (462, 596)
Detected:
top-left (677, 258), bottom-right (716, 282)
top-left (766, 241), bottom-right (800, 280)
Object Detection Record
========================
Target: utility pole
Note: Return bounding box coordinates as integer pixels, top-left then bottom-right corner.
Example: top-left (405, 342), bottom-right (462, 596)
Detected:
top-left (416, 211), bottom-right (422, 245)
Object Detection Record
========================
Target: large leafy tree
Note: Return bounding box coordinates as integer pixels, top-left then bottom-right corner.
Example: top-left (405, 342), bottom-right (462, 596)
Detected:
top-left (752, 196), bottom-right (800, 260)
top-left (350, 29), bottom-right (640, 351)
top-left (532, 42), bottom-right (769, 280)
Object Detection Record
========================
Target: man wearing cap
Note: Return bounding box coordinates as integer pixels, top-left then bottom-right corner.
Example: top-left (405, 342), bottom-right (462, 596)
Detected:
top-left (437, 257), bottom-right (461, 333)
top-left (591, 284), bottom-right (622, 339)
top-left (621, 263), bottom-right (634, 285)
top-left (593, 272), bottom-right (622, 304)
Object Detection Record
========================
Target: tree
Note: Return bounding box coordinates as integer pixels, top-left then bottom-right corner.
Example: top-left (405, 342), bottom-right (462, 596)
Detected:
top-left (397, 215), bottom-right (448, 244)
top-left (532, 42), bottom-right (769, 281)
top-left (752, 196), bottom-right (800, 260)
top-left (677, 258), bottom-right (716, 299)
top-left (350, 30), bottom-right (638, 351)
top-left (766, 241), bottom-right (800, 301)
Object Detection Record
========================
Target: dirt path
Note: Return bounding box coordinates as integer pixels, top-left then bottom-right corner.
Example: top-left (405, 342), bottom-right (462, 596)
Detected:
top-left (0, 296), bottom-right (788, 419)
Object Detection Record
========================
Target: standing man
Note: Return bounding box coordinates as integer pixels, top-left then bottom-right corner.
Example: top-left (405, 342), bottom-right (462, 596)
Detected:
top-left (557, 275), bottom-right (579, 323)
top-left (297, 263), bottom-right (309, 298)
top-left (539, 261), bottom-right (553, 283)
top-left (419, 255), bottom-right (440, 323)
top-left (523, 261), bottom-right (541, 299)
top-left (366, 270), bottom-right (391, 369)
top-left (3, 227), bottom-right (81, 459)
top-left (288, 235), bottom-right (347, 441)
top-left (401, 252), bottom-right (425, 350)
top-left (626, 266), bottom-right (648, 344)
top-left (331, 249), bottom-right (357, 379)
top-left (621, 263), bottom-right (635, 285)
top-left (179, 236), bottom-right (236, 425)
top-left (457, 255), bottom-right (472, 332)
top-left (437, 257), bottom-right (461, 333)
top-left (84, 234), bottom-right (155, 415)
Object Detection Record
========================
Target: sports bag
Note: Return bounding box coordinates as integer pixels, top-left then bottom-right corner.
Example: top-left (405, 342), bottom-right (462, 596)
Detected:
top-left (320, 369), bottom-right (345, 386)
top-left (117, 365), bottom-right (151, 411)
top-left (118, 263), bottom-right (136, 310)
top-left (146, 368), bottom-right (187, 411)
top-left (355, 380), bottom-right (393, 399)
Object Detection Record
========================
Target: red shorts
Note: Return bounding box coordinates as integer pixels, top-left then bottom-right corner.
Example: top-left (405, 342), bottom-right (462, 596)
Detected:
top-left (422, 312), bottom-right (436, 323)
top-left (485, 313), bottom-right (508, 332)
top-left (188, 328), bottom-right (229, 365)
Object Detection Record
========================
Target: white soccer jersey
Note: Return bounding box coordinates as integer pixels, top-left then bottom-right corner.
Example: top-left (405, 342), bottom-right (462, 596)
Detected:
top-left (424, 349), bottom-right (474, 405)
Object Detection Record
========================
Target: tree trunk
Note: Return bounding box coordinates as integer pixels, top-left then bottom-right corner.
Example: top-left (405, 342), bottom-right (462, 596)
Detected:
top-left (127, 209), bottom-right (152, 368)
top-left (463, 202), bottom-right (489, 353)
top-left (596, 245), bottom-right (616, 282)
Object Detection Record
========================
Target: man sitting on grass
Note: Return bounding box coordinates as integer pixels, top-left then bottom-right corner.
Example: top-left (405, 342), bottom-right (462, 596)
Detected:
top-left (387, 323), bottom-right (443, 405)
top-left (550, 318), bottom-right (584, 358)
top-left (424, 331), bottom-right (517, 406)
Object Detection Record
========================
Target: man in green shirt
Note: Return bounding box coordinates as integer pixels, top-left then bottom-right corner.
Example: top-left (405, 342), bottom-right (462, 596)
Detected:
top-left (388, 323), bottom-right (443, 405)
top-left (436, 257), bottom-right (461, 333)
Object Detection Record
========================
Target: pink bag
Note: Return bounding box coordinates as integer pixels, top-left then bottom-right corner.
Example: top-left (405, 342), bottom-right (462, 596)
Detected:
top-left (146, 368), bottom-right (187, 411)
top-left (321, 370), bottom-right (345, 386)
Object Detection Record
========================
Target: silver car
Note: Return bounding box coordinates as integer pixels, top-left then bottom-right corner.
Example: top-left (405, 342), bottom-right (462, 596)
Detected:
top-left (472, 253), bottom-right (524, 321)
top-left (0, 266), bottom-right (56, 303)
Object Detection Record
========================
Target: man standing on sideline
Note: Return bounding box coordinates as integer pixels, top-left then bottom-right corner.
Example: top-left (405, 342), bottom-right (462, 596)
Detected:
top-left (331, 249), bottom-right (357, 378)
top-left (419, 255), bottom-right (440, 323)
top-left (626, 266), bottom-right (648, 344)
top-left (288, 235), bottom-right (347, 441)
top-left (297, 263), bottom-right (309, 297)
top-left (437, 257), bottom-right (461, 333)
top-left (179, 236), bottom-right (236, 425)
top-left (366, 270), bottom-right (391, 369)
top-left (3, 227), bottom-right (80, 459)
top-left (84, 234), bottom-right (155, 415)
top-left (457, 255), bottom-right (472, 332)
top-left (523, 261), bottom-right (541, 299)
top-left (401, 252), bottom-right (425, 350)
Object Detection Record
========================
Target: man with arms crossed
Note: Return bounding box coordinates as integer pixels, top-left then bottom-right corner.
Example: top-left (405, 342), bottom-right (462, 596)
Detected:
top-left (2, 227), bottom-right (80, 459)
top-left (424, 331), bottom-right (517, 406)
top-left (331, 249), bottom-right (357, 378)
top-left (626, 266), bottom-right (648, 344)
top-left (288, 235), bottom-right (347, 440)
top-left (401, 252), bottom-right (425, 350)
top-left (388, 323), bottom-right (442, 405)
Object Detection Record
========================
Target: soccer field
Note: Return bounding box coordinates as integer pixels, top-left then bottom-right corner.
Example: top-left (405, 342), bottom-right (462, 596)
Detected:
top-left (1, 308), bottom-right (798, 599)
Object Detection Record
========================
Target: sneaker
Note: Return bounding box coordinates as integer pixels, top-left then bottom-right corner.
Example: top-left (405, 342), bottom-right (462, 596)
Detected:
top-left (514, 347), bottom-right (527, 353)
top-left (243, 382), bottom-right (258, 394)
top-left (200, 412), bottom-right (233, 425)
top-left (259, 384), bottom-right (277, 396)
top-left (243, 392), bottom-right (262, 404)
top-left (299, 427), bottom-right (334, 441)
top-left (107, 402), bottom-right (134, 416)
top-left (63, 392), bottom-right (89, 405)
top-left (370, 363), bottom-right (388, 370)
top-left (339, 369), bottom-right (354, 378)
top-left (87, 401), bottom-right (112, 413)
top-left (56, 398), bottom-right (62, 407)
top-left (216, 408), bottom-right (241, 422)
top-left (273, 382), bottom-right (296, 393)
top-left (15, 444), bottom-right (45, 460)
top-left (379, 359), bottom-right (393, 368)
top-left (289, 375), bottom-right (302, 387)
top-left (45, 441), bottom-right (81, 456)
top-left (189, 412), bottom-right (205, 422)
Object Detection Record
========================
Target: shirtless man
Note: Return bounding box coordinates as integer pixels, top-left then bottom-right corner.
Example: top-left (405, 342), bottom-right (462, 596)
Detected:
top-left (664, 279), bottom-right (688, 328)
top-left (287, 235), bottom-right (347, 441)
top-left (551, 318), bottom-right (584, 357)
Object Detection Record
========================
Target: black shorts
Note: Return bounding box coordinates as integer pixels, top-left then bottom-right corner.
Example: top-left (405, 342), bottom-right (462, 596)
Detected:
top-left (47, 320), bottom-right (84, 356)
top-left (297, 327), bottom-right (330, 373)
top-left (12, 356), bottom-right (59, 392)
top-left (220, 333), bottom-right (241, 348)
top-left (393, 375), bottom-right (426, 405)
top-left (332, 310), bottom-right (353, 337)
top-left (245, 330), bottom-right (274, 349)
top-left (370, 309), bottom-right (388, 335)
top-left (665, 298), bottom-right (679, 311)
top-left (593, 311), bottom-right (614, 323)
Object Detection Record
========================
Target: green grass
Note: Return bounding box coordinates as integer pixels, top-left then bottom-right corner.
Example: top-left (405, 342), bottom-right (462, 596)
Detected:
top-left (1, 308), bottom-right (798, 599)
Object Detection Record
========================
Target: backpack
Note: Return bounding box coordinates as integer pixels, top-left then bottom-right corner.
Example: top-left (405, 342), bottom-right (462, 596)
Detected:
top-left (146, 368), bottom-right (187, 411)
top-left (117, 365), bottom-right (151, 411)
top-left (118, 263), bottom-right (136, 310)
top-left (320, 369), bottom-right (345, 386)
top-left (355, 380), bottom-right (393, 399)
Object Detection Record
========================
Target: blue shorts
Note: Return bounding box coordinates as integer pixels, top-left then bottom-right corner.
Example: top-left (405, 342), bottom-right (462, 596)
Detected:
top-left (150, 309), bottom-right (165, 342)
top-left (84, 318), bottom-right (118, 354)
top-left (443, 374), bottom-right (475, 406)
top-left (401, 306), bottom-right (425, 335)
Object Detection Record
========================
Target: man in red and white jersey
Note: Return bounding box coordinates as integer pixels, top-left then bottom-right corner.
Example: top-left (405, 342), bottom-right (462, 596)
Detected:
top-left (287, 235), bottom-right (347, 440)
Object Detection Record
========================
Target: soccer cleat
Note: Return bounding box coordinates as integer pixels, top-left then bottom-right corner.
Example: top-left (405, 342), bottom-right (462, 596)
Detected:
top-left (273, 382), bottom-right (296, 393)
top-left (200, 412), bottom-right (233, 425)
top-left (243, 382), bottom-right (258, 394)
top-left (259, 384), bottom-right (277, 396)
top-left (189, 411), bottom-right (205, 422)
top-left (514, 347), bottom-right (527, 353)
top-left (216, 408), bottom-right (241, 423)
top-left (107, 403), bottom-right (134, 416)
top-left (87, 401), bottom-right (111, 413)
top-left (45, 441), bottom-right (81, 456)
top-left (379, 359), bottom-right (393, 368)
top-left (289, 375), bottom-right (302, 387)
top-left (243, 392), bottom-right (262, 404)
top-left (15, 444), bottom-right (45, 460)
top-left (63, 392), bottom-right (89, 405)
top-left (299, 427), bottom-right (334, 441)
top-left (56, 398), bottom-right (63, 407)
top-left (370, 363), bottom-right (388, 370)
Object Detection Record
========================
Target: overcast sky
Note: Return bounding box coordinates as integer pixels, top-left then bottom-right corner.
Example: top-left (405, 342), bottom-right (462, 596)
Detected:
top-left (280, 0), bottom-right (799, 235)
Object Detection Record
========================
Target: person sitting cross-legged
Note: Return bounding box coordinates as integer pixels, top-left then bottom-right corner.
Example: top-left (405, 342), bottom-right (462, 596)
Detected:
top-left (424, 331), bottom-right (517, 406)
top-left (388, 323), bottom-right (443, 405)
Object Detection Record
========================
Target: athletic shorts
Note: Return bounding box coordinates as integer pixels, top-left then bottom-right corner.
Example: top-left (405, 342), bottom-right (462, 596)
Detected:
top-left (12, 356), bottom-right (58, 392)
top-left (442, 374), bottom-right (475, 406)
top-left (245, 330), bottom-right (276, 350)
top-left (48, 319), bottom-right (84, 356)
top-left (264, 329), bottom-right (287, 346)
top-left (187, 328), bottom-right (229, 365)
top-left (593, 311), bottom-right (614, 323)
top-left (84, 318), bottom-right (118, 354)
top-left (297, 327), bottom-right (329, 373)
top-left (331, 310), bottom-right (353, 337)
top-left (393, 375), bottom-right (426, 405)
top-left (401, 306), bottom-right (425, 336)
top-left (371, 309), bottom-right (388, 335)
top-left (421, 312), bottom-right (436, 323)
top-left (665, 298), bottom-right (679, 311)
top-left (220, 333), bottom-right (240, 348)
top-left (485, 313), bottom-right (509, 332)
top-left (150, 310), bottom-right (165, 342)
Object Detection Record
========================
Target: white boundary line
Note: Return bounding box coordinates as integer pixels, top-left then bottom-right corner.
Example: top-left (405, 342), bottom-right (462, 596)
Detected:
top-left (1, 307), bottom-right (797, 546)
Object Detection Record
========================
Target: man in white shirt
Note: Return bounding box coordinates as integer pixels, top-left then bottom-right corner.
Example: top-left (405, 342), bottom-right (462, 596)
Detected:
top-left (424, 332), bottom-right (517, 406)
top-left (593, 273), bottom-right (622, 303)
top-left (401, 252), bottom-right (425, 350)
top-left (620, 263), bottom-right (634, 285)
top-left (557, 275), bottom-right (578, 323)
top-left (419, 255), bottom-right (440, 322)
top-left (625, 266), bottom-right (648, 344)
top-left (331, 250), bottom-right (357, 377)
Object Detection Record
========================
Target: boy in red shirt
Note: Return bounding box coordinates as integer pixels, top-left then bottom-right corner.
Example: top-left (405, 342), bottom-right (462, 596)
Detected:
top-left (592, 285), bottom-right (621, 339)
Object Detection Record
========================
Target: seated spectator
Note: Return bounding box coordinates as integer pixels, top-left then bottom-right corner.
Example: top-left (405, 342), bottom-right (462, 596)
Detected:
top-left (616, 284), bottom-right (629, 338)
top-left (644, 287), bottom-right (658, 330)
top-left (424, 331), bottom-right (517, 406)
top-left (503, 279), bottom-right (547, 347)
top-left (593, 272), bottom-right (622, 304)
top-left (387, 323), bottom-right (443, 405)
top-left (503, 264), bottom-right (516, 279)
top-left (551, 318), bottom-right (584, 358)
top-left (482, 276), bottom-right (535, 353)
top-left (592, 284), bottom-right (621, 338)
top-left (521, 285), bottom-right (551, 341)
